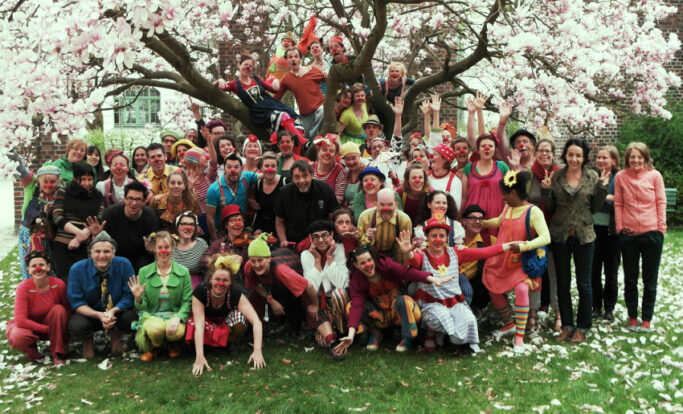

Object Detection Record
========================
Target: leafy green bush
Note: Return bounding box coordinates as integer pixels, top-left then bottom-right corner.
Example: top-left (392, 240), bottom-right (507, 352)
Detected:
top-left (617, 102), bottom-right (682, 226)
top-left (83, 129), bottom-right (155, 155)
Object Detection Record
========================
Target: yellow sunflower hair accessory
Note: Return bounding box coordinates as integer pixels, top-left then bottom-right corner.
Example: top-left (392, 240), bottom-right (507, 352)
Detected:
top-left (213, 254), bottom-right (242, 275)
top-left (503, 170), bottom-right (518, 188)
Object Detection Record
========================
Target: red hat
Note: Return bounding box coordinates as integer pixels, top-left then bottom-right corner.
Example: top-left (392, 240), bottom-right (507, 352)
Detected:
top-left (220, 205), bottom-right (242, 224)
top-left (329, 36), bottom-right (344, 46)
top-left (434, 144), bottom-right (456, 164)
top-left (423, 214), bottom-right (452, 234)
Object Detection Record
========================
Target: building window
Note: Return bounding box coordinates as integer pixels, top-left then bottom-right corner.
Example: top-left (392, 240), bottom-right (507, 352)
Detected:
top-left (113, 87), bottom-right (161, 128)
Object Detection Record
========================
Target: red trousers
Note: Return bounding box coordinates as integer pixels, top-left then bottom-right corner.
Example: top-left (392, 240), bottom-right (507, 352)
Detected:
top-left (6, 305), bottom-right (69, 360)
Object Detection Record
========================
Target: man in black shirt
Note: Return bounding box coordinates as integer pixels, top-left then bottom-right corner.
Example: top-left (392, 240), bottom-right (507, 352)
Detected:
top-left (274, 161), bottom-right (339, 248)
top-left (89, 181), bottom-right (159, 271)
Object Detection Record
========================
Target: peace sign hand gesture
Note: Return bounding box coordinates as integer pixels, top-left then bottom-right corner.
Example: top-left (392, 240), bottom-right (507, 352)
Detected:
top-left (599, 168), bottom-right (611, 186)
top-left (541, 170), bottom-right (554, 189)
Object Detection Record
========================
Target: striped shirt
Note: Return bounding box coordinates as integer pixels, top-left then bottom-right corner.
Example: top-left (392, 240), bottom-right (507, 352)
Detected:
top-left (357, 208), bottom-right (412, 264)
top-left (172, 238), bottom-right (208, 274)
top-left (13, 277), bottom-right (70, 334)
top-left (311, 162), bottom-right (348, 205)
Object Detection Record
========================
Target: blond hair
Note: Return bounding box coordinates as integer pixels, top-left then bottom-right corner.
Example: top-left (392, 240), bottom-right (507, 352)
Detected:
top-left (623, 142), bottom-right (654, 170)
top-left (597, 145), bottom-right (620, 173)
top-left (386, 62), bottom-right (406, 77)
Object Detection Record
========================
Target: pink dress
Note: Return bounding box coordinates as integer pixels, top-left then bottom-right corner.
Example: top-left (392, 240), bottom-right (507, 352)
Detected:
top-left (464, 161), bottom-right (508, 237)
top-left (482, 205), bottom-right (531, 294)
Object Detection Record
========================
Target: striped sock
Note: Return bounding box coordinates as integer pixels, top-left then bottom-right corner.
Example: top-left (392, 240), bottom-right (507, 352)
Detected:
top-left (494, 304), bottom-right (513, 326)
top-left (514, 305), bottom-right (530, 339)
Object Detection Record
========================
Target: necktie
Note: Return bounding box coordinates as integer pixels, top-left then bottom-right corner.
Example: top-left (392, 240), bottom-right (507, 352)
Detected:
top-left (100, 272), bottom-right (113, 312)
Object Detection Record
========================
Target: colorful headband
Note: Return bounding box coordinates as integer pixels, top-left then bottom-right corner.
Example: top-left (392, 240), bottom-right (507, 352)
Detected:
top-left (106, 150), bottom-right (127, 165)
top-left (242, 134), bottom-right (262, 155)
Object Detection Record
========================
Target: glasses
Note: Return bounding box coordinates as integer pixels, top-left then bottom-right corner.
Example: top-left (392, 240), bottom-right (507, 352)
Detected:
top-left (125, 197), bottom-right (144, 204)
top-left (465, 216), bottom-right (484, 222)
top-left (311, 232), bottom-right (330, 241)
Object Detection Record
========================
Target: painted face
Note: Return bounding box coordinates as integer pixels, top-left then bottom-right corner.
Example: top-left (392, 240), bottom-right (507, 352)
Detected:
top-left (123, 190), bottom-right (145, 218)
top-left (329, 42), bottom-right (345, 63)
top-left (91, 241), bottom-right (115, 272)
top-left (364, 124), bottom-right (381, 140)
top-left (535, 142), bottom-right (554, 168)
top-left (628, 149), bottom-right (645, 171)
top-left (319, 143), bottom-right (336, 163)
top-left (339, 92), bottom-right (352, 108)
top-left (224, 160), bottom-right (242, 184)
top-left (177, 218), bottom-right (196, 238)
top-left (249, 256), bottom-right (271, 276)
top-left (362, 175), bottom-right (381, 195)
top-left (389, 67), bottom-right (402, 79)
top-left (218, 137), bottom-right (233, 157)
top-left (408, 169), bottom-right (425, 192)
top-left (462, 212), bottom-right (484, 234)
top-left (353, 252), bottom-right (375, 277)
top-left (428, 193), bottom-right (448, 214)
top-left (278, 135), bottom-right (294, 155)
top-left (292, 168), bottom-right (312, 193)
top-left (478, 138), bottom-right (496, 160)
top-left (369, 140), bottom-right (385, 159)
top-left (342, 153), bottom-right (360, 170)
top-left (162, 136), bottom-right (177, 155)
top-left (38, 174), bottom-right (59, 194)
top-left (110, 156), bottom-right (129, 178)
top-left (147, 149), bottom-right (166, 172)
top-left (453, 142), bottom-right (470, 163)
top-left (67, 145), bottom-right (86, 163)
top-left (310, 43), bottom-right (322, 57)
top-left (565, 145), bottom-right (584, 170)
top-left (353, 91), bottom-right (366, 105)
top-left (28, 257), bottom-right (49, 280)
top-left (441, 130), bottom-right (452, 145)
top-left (595, 150), bottom-right (613, 172)
top-left (412, 150), bottom-right (429, 169)
top-left (78, 175), bottom-right (94, 190)
top-left (177, 145), bottom-right (190, 164)
top-left (262, 159), bottom-right (277, 175)
top-left (334, 214), bottom-right (353, 237)
top-left (286, 50), bottom-right (301, 68)
top-left (244, 141), bottom-right (261, 158)
top-left (224, 214), bottom-right (244, 237)
top-left (134, 149), bottom-right (148, 167)
top-left (426, 228), bottom-right (447, 248)
top-left (154, 238), bottom-right (173, 259)
top-left (377, 197), bottom-right (396, 221)
top-left (86, 151), bottom-right (100, 167)
top-left (239, 58), bottom-right (254, 76)
top-left (514, 135), bottom-right (534, 155)
top-left (211, 269), bottom-right (232, 294)
top-left (168, 174), bottom-right (185, 198)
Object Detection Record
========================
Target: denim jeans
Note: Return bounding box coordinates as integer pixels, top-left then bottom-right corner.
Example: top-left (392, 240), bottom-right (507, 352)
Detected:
top-left (619, 231), bottom-right (664, 322)
top-left (552, 237), bottom-right (595, 331)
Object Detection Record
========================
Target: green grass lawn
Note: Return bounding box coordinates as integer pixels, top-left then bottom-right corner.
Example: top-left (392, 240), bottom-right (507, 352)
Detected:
top-left (0, 233), bottom-right (681, 413)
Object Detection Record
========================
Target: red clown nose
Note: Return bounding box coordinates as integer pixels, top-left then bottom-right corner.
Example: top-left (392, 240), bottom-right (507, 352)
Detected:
top-left (482, 145), bottom-right (492, 150)
top-left (380, 207), bottom-right (393, 213)
top-left (34, 266), bottom-right (44, 273)
top-left (264, 168), bottom-right (275, 173)
top-left (114, 166), bottom-right (123, 172)
top-left (323, 152), bottom-right (332, 157)
top-left (229, 169), bottom-right (238, 174)
top-left (412, 178), bottom-right (422, 183)
top-left (458, 149), bottom-right (467, 155)
top-left (159, 248), bottom-right (169, 255)
top-left (363, 264), bottom-right (373, 270)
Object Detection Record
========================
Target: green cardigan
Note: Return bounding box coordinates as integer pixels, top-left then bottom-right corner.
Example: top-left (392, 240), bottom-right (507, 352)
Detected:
top-left (135, 261), bottom-right (193, 322)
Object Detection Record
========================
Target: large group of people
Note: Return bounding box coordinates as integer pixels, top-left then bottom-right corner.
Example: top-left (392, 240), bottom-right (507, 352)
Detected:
top-left (7, 32), bottom-right (667, 375)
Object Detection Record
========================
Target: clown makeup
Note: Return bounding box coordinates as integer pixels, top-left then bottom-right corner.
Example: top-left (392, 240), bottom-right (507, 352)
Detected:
top-left (225, 214), bottom-right (245, 238)
top-left (211, 269), bottom-right (232, 296)
top-left (478, 138), bottom-right (496, 160)
top-left (426, 227), bottom-right (448, 249)
top-left (362, 175), bottom-right (382, 195)
top-left (369, 140), bottom-right (386, 159)
top-left (428, 193), bottom-right (448, 214)
top-left (28, 257), bottom-right (49, 280)
top-left (318, 142), bottom-right (336, 164)
top-left (262, 158), bottom-right (277, 176)
top-left (177, 217), bottom-right (196, 239)
top-left (154, 238), bottom-right (173, 262)
top-left (177, 145), bottom-right (190, 164)
top-left (389, 67), bottom-right (402, 79)
top-left (353, 252), bottom-right (376, 278)
top-left (441, 130), bottom-right (453, 145)
top-left (239, 58), bottom-right (255, 77)
top-left (278, 135), bottom-right (294, 156)
top-left (110, 155), bottom-right (129, 179)
top-left (408, 169), bottom-right (425, 192)
top-left (38, 174), bottom-right (59, 194)
top-left (148, 148), bottom-right (166, 173)
top-left (411, 149), bottom-right (429, 170)
top-left (310, 42), bottom-right (323, 57)
top-left (224, 159), bottom-right (242, 184)
top-left (514, 135), bottom-right (534, 155)
top-left (339, 92), bottom-right (352, 108)
top-left (453, 142), bottom-right (470, 163)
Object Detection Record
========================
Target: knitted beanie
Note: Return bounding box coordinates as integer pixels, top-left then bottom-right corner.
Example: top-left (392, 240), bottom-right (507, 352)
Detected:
top-left (248, 233), bottom-right (271, 257)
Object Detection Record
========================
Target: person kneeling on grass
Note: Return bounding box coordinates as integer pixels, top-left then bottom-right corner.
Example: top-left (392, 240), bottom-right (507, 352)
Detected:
top-left (399, 217), bottom-right (516, 354)
top-left (244, 233), bottom-right (320, 336)
top-left (334, 245), bottom-right (453, 355)
top-left (301, 220), bottom-right (350, 361)
top-left (188, 253), bottom-right (265, 376)
top-left (128, 231), bottom-right (192, 361)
